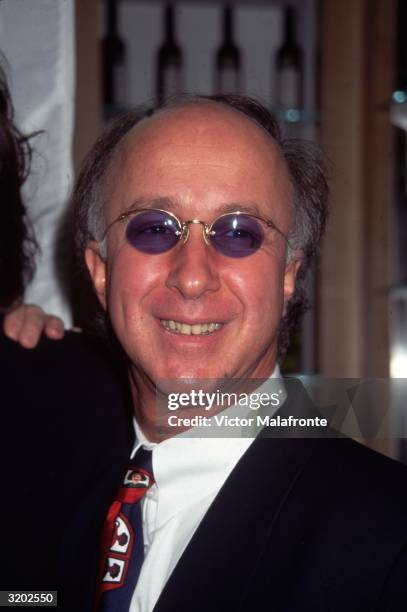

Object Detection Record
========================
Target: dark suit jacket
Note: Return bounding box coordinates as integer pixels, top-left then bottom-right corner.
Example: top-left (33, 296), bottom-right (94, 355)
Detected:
top-left (2, 328), bottom-right (407, 611)
top-left (154, 435), bottom-right (407, 612)
top-left (147, 382), bottom-right (407, 612)
top-left (0, 326), bottom-right (133, 610)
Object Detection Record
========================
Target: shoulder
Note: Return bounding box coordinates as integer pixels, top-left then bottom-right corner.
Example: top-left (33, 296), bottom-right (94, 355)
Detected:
top-left (301, 437), bottom-right (407, 522)
top-left (0, 322), bottom-right (133, 448)
top-left (0, 320), bottom-right (118, 378)
top-left (0, 322), bottom-right (124, 394)
top-left (252, 434), bottom-right (407, 519)
top-left (309, 435), bottom-right (407, 484)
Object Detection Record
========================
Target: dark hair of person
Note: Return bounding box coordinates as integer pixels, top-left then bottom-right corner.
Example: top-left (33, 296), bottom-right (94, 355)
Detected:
top-left (73, 94), bottom-right (329, 357)
top-left (0, 66), bottom-right (37, 308)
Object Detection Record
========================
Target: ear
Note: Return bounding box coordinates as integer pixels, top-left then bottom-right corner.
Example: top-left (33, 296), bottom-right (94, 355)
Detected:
top-left (85, 242), bottom-right (107, 310)
top-left (283, 254), bottom-right (303, 306)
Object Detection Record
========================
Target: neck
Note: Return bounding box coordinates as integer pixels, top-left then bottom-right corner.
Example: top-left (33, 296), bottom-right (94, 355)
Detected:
top-left (128, 362), bottom-right (280, 443)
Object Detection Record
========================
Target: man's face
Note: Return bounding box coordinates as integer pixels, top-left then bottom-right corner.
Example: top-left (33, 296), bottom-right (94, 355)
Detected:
top-left (86, 103), bottom-right (300, 391)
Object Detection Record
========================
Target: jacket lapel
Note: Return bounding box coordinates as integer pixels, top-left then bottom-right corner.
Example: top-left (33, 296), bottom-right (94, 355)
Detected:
top-left (56, 425), bottom-right (134, 611)
top-left (154, 434), bottom-right (318, 611)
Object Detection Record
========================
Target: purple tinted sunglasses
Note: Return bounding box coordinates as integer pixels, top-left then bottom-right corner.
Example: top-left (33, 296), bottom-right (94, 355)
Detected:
top-left (103, 208), bottom-right (290, 259)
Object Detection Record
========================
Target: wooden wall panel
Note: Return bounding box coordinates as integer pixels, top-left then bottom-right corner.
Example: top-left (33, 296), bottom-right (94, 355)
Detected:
top-left (74, 0), bottom-right (102, 174)
top-left (319, 0), bottom-right (394, 379)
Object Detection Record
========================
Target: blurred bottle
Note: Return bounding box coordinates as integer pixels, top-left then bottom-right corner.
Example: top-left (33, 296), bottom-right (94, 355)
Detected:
top-left (103, 0), bottom-right (127, 117)
top-left (274, 6), bottom-right (303, 124)
top-left (215, 6), bottom-right (241, 94)
top-left (157, 4), bottom-right (183, 105)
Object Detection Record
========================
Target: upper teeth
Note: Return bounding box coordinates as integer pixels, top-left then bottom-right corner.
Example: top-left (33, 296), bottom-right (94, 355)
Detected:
top-left (160, 320), bottom-right (222, 335)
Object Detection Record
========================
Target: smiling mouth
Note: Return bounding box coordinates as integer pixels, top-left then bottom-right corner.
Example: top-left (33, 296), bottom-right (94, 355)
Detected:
top-left (160, 319), bottom-right (223, 336)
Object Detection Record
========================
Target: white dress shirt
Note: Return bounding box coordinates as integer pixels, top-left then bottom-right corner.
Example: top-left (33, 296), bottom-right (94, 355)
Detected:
top-left (129, 370), bottom-right (282, 612)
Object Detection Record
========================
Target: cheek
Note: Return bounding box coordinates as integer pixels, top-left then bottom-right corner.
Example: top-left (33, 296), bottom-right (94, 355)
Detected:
top-left (105, 247), bottom-right (163, 323)
top-left (225, 255), bottom-right (287, 323)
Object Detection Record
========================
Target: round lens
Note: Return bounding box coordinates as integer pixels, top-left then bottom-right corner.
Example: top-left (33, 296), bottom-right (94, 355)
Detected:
top-left (210, 213), bottom-right (264, 258)
top-left (125, 210), bottom-right (180, 254)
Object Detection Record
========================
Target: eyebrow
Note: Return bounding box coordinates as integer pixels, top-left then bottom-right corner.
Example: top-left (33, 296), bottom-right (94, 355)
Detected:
top-left (121, 197), bottom-right (174, 214)
top-left (121, 197), bottom-right (271, 220)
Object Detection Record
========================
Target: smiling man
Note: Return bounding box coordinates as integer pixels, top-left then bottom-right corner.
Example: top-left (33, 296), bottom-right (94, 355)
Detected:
top-left (83, 98), bottom-right (303, 440)
top-left (4, 95), bottom-right (407, 611)
top-left (66, 94), bottom-right (407, 612)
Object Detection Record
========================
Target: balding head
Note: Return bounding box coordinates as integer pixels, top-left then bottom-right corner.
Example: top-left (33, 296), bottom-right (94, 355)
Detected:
top-left (104, 101), bottom-right (295, 243)
top-left (74, 95), bottom-right (328, 358)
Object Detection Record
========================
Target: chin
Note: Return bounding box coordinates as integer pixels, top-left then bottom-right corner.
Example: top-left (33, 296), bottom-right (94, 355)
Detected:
top-left (155, 378), bottom-right (229, 399)
top-left (153, 362), bottom-right (228, 390)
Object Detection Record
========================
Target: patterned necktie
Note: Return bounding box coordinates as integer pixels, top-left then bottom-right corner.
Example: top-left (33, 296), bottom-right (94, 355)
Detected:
top-left (96, 448), bottom-right (154, 611)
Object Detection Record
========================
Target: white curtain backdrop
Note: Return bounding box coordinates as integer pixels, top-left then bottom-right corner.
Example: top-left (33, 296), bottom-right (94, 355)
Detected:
top-left (0, 0), bottom-right (75, 324)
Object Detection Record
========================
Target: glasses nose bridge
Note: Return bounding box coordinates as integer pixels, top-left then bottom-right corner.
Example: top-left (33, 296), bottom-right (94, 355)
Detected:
top-left (182, 218), bottom-right (211, 246)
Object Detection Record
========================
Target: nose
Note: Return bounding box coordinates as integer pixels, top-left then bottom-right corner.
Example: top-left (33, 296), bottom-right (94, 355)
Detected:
top-left (165, 224), bottom-right (220, 299)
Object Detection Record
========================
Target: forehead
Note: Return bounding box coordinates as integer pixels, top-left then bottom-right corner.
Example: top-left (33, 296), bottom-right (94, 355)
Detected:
top-left (105, 103), bottom-right (293, 223)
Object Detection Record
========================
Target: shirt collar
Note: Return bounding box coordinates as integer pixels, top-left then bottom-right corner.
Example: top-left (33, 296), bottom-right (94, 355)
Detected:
top-left (131, 368), bottom-right (283, 527)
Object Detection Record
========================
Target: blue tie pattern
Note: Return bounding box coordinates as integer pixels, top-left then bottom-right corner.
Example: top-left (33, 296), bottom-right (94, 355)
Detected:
top-left (96, 448), bottom-right (154, 611)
